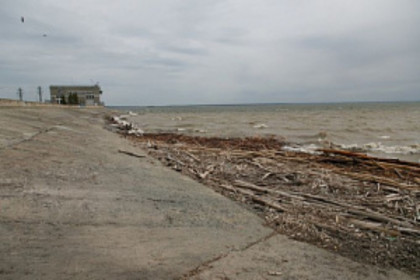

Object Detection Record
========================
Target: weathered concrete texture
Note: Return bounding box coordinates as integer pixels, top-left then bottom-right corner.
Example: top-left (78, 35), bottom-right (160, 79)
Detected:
top-left (0, 108), bottom-right (415, 280)
top-left (0, 108), bottom-right (271, 279)
top-left (189, 234), bottom-right (413, 280)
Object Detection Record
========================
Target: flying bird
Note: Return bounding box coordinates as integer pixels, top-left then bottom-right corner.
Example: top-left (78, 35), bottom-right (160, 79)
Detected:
top-left (21, 16), bottom-right (24, 23)
top-left (43, 34), bottom-right (47, 37)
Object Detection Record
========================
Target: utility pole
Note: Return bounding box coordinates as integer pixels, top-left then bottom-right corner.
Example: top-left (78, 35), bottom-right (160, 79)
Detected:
top-left (17, 88), bottom-right (23, 101)
top-left (37, 86), bottom-right (43, 103)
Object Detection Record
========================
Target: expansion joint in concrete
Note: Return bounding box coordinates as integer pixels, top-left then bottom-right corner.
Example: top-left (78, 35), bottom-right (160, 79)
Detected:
top-left (0, 126), bottom-right (55, 151)
top-left (179, 230), bottom-right (278, 279)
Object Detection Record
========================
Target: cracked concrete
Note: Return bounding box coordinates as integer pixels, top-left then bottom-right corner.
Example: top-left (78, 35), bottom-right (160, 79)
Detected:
top-left (0, 107), bottom-right (415, 279)
top-left (182, 228), bottom-right (413, 280)
top-left (181, 231), bottom-right (278, 279)
top-left (186, 233), bottom-right (414, 280)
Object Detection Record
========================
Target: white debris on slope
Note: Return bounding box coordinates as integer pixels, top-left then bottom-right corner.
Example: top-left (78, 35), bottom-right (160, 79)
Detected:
top-left (110, 115), bottom-right (144, 136)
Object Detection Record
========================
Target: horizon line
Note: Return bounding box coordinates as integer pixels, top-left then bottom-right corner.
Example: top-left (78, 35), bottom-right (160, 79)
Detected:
top-left (106, 100), bottom-right (420, 108)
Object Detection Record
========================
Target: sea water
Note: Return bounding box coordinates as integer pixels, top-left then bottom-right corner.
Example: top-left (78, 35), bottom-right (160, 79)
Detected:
top-left (110, 102), bottom-right (420, 163)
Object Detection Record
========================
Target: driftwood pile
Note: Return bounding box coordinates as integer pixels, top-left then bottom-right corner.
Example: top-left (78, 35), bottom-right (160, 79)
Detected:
top-left (125, 132), bottom-right (420, 275)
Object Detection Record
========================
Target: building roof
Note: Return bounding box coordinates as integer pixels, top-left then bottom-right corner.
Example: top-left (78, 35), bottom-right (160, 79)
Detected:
top-left (50, 85), bottom-right (101, 89)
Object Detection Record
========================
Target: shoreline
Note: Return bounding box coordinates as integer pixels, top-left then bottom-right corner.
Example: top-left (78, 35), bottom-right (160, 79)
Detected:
top-left (0, 107), bottom-right (417, 279)
top-left (114, 103), bottom-right (420, 164)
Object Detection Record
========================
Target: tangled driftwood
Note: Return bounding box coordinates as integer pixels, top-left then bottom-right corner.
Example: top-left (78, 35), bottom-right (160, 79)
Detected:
top-left (119, 129), bottom-right (419, 276)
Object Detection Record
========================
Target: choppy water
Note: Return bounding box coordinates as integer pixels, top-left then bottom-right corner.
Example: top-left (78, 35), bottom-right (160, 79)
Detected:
top-left (111, 102), bottom-right (420, 162)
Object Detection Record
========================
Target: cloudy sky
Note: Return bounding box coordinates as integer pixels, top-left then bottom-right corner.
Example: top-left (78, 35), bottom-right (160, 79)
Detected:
top-left (1, 0), bottom-right (419, 105)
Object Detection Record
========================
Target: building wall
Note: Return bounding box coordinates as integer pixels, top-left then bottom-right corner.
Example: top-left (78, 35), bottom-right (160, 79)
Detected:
top-left (50, 85), bottom-right (103, 105)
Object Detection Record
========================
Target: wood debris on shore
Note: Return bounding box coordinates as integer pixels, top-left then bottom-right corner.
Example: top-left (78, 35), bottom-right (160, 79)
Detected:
top-left (109, 117), bottom-right (420, 275)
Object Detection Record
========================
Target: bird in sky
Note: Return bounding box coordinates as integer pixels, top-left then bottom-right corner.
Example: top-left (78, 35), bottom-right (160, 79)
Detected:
top-left (21, 16), bottom-right (24, 23)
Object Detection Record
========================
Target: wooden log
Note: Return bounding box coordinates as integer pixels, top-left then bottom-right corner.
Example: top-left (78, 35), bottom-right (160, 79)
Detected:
top-left (218, 183), bottom-right (287, 212)
top-left (250, 195), bottom-right (288, 212)
top-left (234, 179), bottom-right (364, 210)
top-left (198, 170), bottom-right (211, 179)
top-left (166, 154), bottom-right (185, 166)
top-left (234, 180), bottom-right (304, 201)
top-left (347, 208), bottom-right (414, 228)
top-left (262, 172), bottom-right (273, 180)
top-left (319, 148), bottom-right (420, 170)
top-left (347, 218), bottom-right (401, 237)
top-left (336, 171), bottom-right (418, 191)
top-left (118, 149), bottom-right (146, 158)
top-left (233, 179), bottom-right (416, 228)
top-left (183, 150), bottom-right (201, 162)
top-left (395, 226), bottom-right (420, 236)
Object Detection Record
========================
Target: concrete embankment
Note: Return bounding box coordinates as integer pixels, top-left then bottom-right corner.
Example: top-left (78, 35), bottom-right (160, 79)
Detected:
top-left (0, 98), bottom-right (105, 108)
top-left (0, 98), bottom-right (59, 107)
top-left (0, 107), bottom-right (414, 279)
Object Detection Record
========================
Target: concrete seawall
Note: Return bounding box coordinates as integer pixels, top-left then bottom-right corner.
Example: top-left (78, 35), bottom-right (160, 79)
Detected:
top-left (0, 107), bottom-right (414, 279)
top-left (0, 98), bottom-right (58, 107)
top-left (0, 98), bottom-right (103, 108)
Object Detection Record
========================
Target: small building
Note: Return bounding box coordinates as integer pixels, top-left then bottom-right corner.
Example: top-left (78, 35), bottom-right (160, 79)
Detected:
top-left (49, 85), bottom-right (103, 106)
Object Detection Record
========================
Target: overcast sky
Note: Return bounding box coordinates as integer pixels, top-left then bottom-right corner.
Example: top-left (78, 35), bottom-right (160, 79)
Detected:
top-left (1, 0), bottom-right (419, 105)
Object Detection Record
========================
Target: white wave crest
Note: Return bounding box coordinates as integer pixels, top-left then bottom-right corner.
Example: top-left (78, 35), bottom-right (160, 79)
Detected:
top-left (253, 123), bottom-right (268, 129)
top-left (282, 144), bottom-right (322, 155)
top-left (340, 142), bottom-right (420, 155)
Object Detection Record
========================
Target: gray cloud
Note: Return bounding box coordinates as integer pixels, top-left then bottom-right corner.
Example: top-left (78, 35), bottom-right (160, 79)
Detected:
top-left (0, 0), bottom-right (419, 105)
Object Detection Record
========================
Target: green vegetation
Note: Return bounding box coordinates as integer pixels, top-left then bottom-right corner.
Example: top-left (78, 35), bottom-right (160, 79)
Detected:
top-left (67, 93), bottom-right (79, 105)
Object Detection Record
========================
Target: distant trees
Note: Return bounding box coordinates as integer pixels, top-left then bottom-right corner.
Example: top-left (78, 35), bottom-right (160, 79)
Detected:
top-left (57, 93), bottom-right (79, 105)
top-left (67, 93), bottom-right (79, 105)
top-left (60, 95), bottom-right (66, 104)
